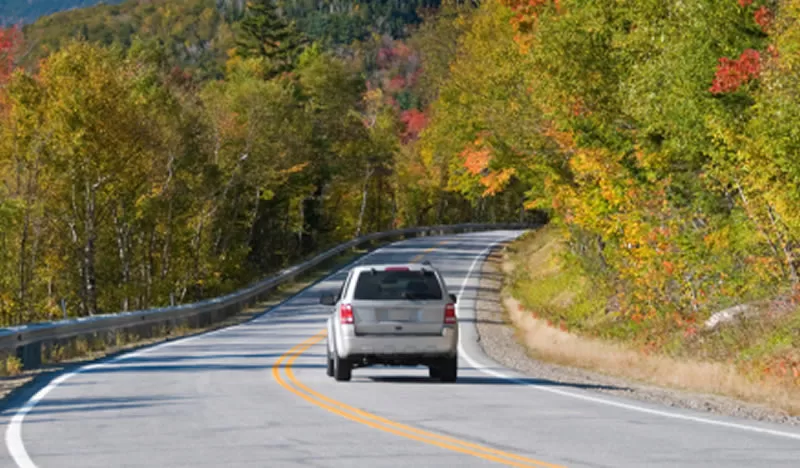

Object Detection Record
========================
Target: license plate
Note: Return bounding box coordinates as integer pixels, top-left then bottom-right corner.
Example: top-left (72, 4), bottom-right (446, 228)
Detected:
top-left (379, 309), bottom-right (414, 322)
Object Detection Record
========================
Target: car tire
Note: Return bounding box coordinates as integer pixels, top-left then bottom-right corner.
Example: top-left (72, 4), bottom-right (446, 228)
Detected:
top-left (326, 345), bottom-right (334, 377)
top-left (428, 366), bottom-right (441, 379)
top-left (439, 355), bottom-right (457, 383)
top-left (333, 348), bottom-right (352, 382)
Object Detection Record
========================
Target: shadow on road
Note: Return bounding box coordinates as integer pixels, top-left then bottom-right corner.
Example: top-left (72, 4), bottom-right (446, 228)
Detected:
top-left (459, 317), bottom-right (508, 325)
top-left (119, 352), bottom-right (327, 364)
top-left (81, 362), bottom-right (325, 374)
top-left (20, 395), bottom-right (183, 420)
top-left (366, 375), bottom-right (629, 391)
top-left (261, 317), bottom-right (327, 326)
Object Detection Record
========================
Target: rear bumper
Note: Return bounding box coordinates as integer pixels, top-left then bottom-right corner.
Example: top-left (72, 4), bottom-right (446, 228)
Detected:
top-left (336, 326), bottom-right (458, 358)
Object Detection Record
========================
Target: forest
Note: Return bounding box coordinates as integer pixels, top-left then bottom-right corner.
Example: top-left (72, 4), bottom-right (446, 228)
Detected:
top-left (11, 0), bottom-right (446, 80)
top-left (2, 0), bottom-right (799, 374)
top-left (416, 0), bottom-right (800, 362)
top-left (1, 1), bottom-right (124, 25)
top-left (0, 0), bottom-right (524, 326)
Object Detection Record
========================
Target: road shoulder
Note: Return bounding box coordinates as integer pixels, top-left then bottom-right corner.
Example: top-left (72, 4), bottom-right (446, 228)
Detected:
top-left (474, 244), bottom-right (800, 426)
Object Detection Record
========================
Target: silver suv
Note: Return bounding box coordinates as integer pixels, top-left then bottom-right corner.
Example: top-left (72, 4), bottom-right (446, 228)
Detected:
top-left (320, 263), bottom-right (459, 382)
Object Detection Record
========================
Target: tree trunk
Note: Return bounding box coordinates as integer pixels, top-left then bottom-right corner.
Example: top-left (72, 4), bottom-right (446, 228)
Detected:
top-left (146, 228), bottom-right (155, 307)
top-left (390, 187), bottom-right (398, 229)
top-left (248, 187), bottom-right (261, 249)
top-left (355, 165), bottom-right (374, 237)
top-left (766, 203), bottom-right (799, 285)
top-left (16, 151), bottom-right (42, 321)
top-left (83, 182), bottom-right (98, 316)
top-left (161, 198), bottom-right (173, 280)
top-left (376, 173), bottom-right (383, 233)
top-left (30, 207), bottom-right (43, 317)
top-left (160, 154), bottom-right (176, 281)
top-left (68, 187), bottom-right (85, 316)
top-left (435, 160), bottom-right (449, 223)
top-left (297, 194), bottom-right (305, 254)
top-left (735, 182), bottom-right (785, 277)
top-left (18, 205), bottom-right (29, 318)
top-left (113, 206), bottom-right (131, 311)
top-left (191, 214), bottom-right (206, 300)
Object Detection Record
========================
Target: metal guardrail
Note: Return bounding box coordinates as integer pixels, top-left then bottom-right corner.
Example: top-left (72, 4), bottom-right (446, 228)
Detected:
top-left (0, 223), bottom-right (530, 369)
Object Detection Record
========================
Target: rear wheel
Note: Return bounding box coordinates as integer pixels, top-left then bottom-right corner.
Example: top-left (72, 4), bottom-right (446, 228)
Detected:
top-left (439, 355), bottom-right (458, 383)
top-left (333, 349), bottom-right (352, 382)
top-left (326, 345), bottom-right (334, 377)
top-left (428, 366), bottom-right (441, 379)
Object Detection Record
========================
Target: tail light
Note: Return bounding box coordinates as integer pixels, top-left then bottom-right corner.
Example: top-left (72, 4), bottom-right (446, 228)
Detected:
top-left (340, 304), bottom-right (355, 324)
top-left (444, 303), bottom-right (457, 325)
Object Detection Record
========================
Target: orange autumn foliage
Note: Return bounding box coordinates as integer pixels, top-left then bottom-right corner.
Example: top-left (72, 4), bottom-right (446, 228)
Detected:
top-left (0, 26), bottom-right (22, 85)
top-left (461, 145), bottom-right (492, 176)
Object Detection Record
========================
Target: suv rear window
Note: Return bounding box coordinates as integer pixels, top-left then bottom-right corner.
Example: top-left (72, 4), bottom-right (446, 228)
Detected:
top-left (353, 270), bottom-right (443, 300)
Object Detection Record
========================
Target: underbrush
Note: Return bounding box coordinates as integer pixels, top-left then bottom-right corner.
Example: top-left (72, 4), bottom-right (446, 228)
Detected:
top-left (506, 225), bottom-right (800, 413)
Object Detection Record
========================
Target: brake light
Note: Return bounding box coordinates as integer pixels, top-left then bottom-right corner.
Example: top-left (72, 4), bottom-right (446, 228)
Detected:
top-left (384, 267), bottom-right (409, 271)
top-left (444, 303), bottom-right (457, 324)
top-left (340, 304), bottom-right (354, 324)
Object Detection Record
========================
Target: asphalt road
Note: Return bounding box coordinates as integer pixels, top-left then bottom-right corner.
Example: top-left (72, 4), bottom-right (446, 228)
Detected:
top-left (1, 230), bottom-right (799, 468)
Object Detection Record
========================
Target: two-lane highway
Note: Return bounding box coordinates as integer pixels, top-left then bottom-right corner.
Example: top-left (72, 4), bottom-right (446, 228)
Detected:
top-left (2, 231), bottom-right (799, 467)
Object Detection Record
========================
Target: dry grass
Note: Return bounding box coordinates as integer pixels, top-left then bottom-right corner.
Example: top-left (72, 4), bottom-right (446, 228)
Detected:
top-left (504, 227), bottom-right (800, 416)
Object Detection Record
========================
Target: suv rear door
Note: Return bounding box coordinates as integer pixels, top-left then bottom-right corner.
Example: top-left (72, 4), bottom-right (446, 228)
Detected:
top-left (347, 267), bottom-right (447, 335)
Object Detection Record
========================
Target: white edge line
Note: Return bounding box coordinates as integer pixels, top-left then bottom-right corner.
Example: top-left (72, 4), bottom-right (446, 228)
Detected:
top-left (5, 327), bottom-right (228, 468)
top-left (4, 235), bottom-right (397, 468)
top-left (456, 235), bottom-right (800, 443)
top-left (10, 232), bottom-right (797, 468)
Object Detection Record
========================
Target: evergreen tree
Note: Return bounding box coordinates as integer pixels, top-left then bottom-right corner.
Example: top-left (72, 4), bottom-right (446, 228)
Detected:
top-left (236, 0), bottom-right (306, 78)
top-left (216, 0), bottom-right (246, 22)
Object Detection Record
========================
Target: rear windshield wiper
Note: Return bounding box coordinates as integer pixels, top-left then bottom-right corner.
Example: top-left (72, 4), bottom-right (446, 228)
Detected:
top-left (402, 292), bottom-right (439, 300)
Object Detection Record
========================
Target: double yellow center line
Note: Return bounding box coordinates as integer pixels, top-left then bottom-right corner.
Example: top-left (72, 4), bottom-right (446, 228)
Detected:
top-left (271, 331), bottom-right (564, 467)
top-left (410, 239), bottom-right (450, 262)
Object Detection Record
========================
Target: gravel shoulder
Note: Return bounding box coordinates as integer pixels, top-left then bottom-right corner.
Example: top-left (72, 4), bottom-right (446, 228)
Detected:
top-left (474, 244), bottom-right (800, 426)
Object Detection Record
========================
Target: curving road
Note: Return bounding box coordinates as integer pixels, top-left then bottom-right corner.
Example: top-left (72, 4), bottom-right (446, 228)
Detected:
top-left (1, 230), bottom-right (799, 467)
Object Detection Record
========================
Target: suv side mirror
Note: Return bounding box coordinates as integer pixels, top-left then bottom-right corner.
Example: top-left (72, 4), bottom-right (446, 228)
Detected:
top-left (449, 294), bottom-right (458, 304)
top-left (320, 294), bottom-right (336, 306)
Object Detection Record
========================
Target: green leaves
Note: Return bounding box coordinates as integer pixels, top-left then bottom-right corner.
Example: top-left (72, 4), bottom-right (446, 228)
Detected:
top-left (234, 0), bottom-right (307, 78)
top-left (410, 0), bottom-right (800, 338)
top-left (0, 2), bottom-right (527, 326)
top-left (417, 1), bottom-right (542, 210)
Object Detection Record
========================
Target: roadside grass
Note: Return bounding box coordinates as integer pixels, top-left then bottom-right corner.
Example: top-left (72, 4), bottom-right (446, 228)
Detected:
top-left (0, 244), bottom-right (374, 400)
top-left (504, 225), bottom-right (800, 415)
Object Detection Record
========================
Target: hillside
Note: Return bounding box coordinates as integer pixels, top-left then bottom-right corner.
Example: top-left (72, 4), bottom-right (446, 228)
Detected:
top-left (15, 0), bottom-right (441, 79)
top-left (1, 0), bottom-right (124, 25)
top-left (20, 0), bottom-right (234, 80)
top-left (1, 1), bottom-right (527, 325)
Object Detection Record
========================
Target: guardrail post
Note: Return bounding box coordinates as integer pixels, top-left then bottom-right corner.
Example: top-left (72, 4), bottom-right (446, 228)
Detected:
top-left (17, 342), bottom-right (42, 370)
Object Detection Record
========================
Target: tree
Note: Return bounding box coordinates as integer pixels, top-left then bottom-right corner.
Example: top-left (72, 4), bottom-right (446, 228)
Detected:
top-left (0, 26), bottom-right (22, 85)
top-left (36, 42), bottom-right (165, 316)
top-left (235, 0), bottom-right (307, 78)
top-left (0, 2), bottom-right (498, 327)
top-left (217, 0), bottom-right (247, 21)
top-left (417, 1), bottom-right (538, 221)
